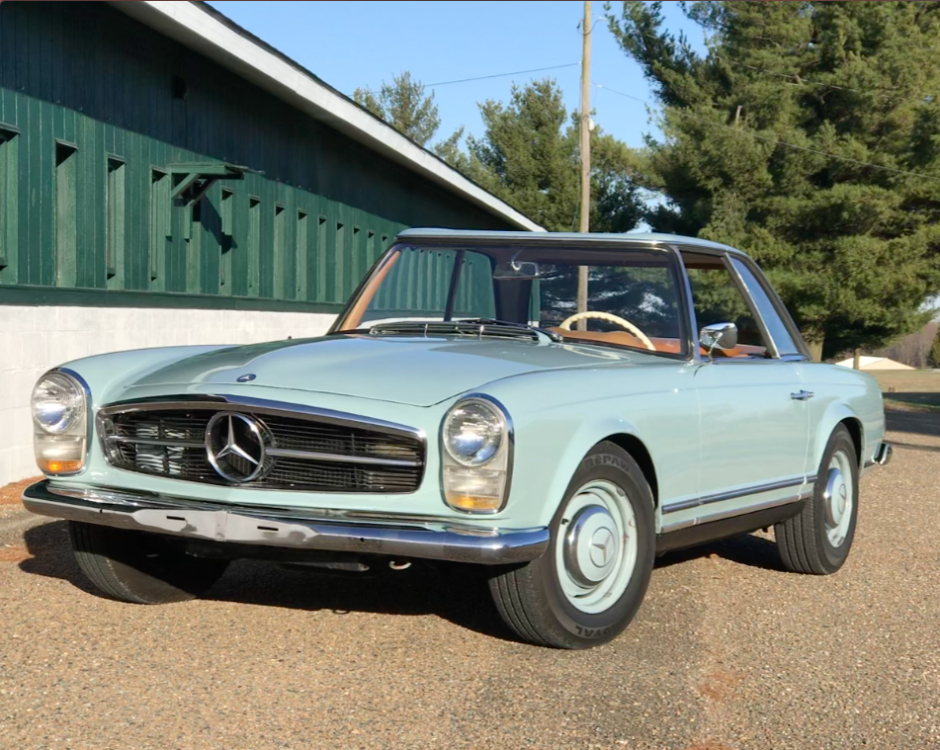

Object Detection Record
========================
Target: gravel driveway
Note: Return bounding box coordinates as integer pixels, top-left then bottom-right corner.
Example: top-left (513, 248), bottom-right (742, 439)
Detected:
top-left (1, 413), bottom-right (937, 750)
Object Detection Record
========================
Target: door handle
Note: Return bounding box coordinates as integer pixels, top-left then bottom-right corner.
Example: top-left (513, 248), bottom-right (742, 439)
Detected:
top-left (790, 390), bottom-right (814, 401)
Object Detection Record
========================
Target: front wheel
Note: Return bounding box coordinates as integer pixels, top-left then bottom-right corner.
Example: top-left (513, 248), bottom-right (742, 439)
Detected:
top-left (489, 442), bottom-right (655, 649)
top-left (775, 424), bottom-right (859, 575)
top-left (69, 522), bottom-right (229, 604)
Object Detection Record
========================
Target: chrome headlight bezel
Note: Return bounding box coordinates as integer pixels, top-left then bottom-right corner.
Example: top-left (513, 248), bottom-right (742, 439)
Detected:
top-left (31, 369), bottom-right (90, 476)
top-left (440, 395), bottom-right (513, 514)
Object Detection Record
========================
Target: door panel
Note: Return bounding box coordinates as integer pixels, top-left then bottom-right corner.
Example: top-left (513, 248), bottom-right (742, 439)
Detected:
top-left (693, 360), bottom-right (809, 497)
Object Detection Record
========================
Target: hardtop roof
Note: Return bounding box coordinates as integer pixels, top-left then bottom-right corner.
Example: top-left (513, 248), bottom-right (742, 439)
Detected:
top-left (396, 228), bottom-right (748, 256)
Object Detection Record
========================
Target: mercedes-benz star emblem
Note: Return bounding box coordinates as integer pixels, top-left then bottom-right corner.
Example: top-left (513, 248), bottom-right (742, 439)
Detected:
top-left (205, 412), bottom-right (268, 483)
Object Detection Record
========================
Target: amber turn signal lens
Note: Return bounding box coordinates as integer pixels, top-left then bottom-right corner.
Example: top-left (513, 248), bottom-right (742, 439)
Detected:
top-left (37, 459), bottom-right (84, 474)
top-left (444, 493), bottom-right (501, 512)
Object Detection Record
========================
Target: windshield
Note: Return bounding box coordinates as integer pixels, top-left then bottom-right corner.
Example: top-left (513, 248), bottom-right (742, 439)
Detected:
top-left (333, 244), bottom-right (687, 357)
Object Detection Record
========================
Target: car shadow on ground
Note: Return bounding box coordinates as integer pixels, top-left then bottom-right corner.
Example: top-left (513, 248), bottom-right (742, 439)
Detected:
top-left (886, 409), bottom-right (940, 438)
top-left (17, 520), bottom-right (516, 642)
top-left (20, 519), bottom-right (786, 642)
top-left (655, 531), bottom-right (786, 572)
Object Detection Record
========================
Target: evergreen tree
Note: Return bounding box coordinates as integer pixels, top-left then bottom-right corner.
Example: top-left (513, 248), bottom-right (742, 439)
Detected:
top-left (607, 1), bottom-right (940, 358)
top-left (929, 324), bottom-right (940, 368)
top-left (465, 79), bottom-right (644, 233)
top-left (354, 71), bottom-right (442, 147)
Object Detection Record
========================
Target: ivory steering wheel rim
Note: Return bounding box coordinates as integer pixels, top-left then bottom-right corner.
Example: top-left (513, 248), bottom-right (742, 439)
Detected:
top-left (558, 311), bottom-right (656, 351)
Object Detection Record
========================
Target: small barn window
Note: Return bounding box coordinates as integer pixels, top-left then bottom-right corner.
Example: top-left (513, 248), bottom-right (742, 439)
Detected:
top-left (55, 142), bottom-right (78, 287)
top-left (106, 157), bottom-right (125, 283)
top-left (172, 74), bottom-right (188, 101)
top-left (150, 170), bottom-right (169, 282)
top-left (0, 128), bottom-right (18, 272)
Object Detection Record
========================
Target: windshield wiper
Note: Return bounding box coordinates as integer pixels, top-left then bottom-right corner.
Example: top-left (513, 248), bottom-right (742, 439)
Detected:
top-left (367, 319), bottom-right (561, 344)
top-left (459, 318), bottom-right (562, 343)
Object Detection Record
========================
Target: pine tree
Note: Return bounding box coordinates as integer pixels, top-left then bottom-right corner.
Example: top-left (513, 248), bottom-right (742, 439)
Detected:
top-left (465, 79), bottom-right (644, 233)
top-left (929, 324), bottom-right (940, 368)
top-left (354, 72), bottom-right (442, 147)
top-left (607, 1), bottom-right (940, 358)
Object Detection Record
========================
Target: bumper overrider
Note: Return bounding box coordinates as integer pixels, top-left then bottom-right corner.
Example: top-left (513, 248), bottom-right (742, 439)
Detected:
top-left (22, 481), bottom-right (549, 565)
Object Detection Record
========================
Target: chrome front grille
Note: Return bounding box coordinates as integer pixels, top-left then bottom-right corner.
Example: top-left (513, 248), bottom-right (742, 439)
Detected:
top-left (97, 401), bottom-right (425, 493)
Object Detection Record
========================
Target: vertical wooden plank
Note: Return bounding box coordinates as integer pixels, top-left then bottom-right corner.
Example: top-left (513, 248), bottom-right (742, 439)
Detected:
top-left (219, 186), bottom-right (234, 296)
top-left (54, 142), bottom-right (78, 288)
top-left (296, 209), bottom-right (307, 301)
top-left (248, 194), bottom-right (260, 297)
top-left (273, 202), bottom-right (285, 299)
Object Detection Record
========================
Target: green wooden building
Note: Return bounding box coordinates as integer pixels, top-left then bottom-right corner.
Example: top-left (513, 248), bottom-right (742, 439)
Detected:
top-left (0, 0), bottom-right (539, 486)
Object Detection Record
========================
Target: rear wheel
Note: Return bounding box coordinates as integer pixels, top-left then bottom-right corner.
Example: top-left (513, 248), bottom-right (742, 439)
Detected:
top-left (776, 425), bottom-right (859, 575)
top-left (69, 522), bottom-right (229, 604)
top-left (489, 442), bottom-right (655, 649)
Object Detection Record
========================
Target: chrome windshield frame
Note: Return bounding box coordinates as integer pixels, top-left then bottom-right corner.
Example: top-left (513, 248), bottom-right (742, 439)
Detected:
top-left (329, 238), bottom-right (693, 361)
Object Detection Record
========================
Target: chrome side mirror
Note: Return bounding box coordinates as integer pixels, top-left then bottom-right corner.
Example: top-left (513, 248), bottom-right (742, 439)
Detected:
top-left (700, 322), bottom-right (738, 359)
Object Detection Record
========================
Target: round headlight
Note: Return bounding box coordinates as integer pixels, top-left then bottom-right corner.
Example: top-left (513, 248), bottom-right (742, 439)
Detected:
top-left (32, 372), bottom-right (84, 434)
top-left (443, 399), bottom-right (505, 467)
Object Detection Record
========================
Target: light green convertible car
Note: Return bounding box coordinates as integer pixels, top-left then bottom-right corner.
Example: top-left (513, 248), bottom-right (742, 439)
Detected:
top-left (23, 230), bottom-right (891, 649)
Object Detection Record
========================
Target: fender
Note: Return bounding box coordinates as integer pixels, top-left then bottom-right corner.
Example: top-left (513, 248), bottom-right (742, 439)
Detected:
top-left (512, 412), bottom-right (652, 530)
top-left (811, 399), bottom-right (863, 471)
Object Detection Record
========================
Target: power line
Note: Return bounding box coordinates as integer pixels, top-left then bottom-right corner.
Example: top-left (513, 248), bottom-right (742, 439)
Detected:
top-left (425, 63), bottom-right (580, 88)
top-left (594, 82), bottom-right (940, 184)
top-left (355, 63), bottom-right (580, 98)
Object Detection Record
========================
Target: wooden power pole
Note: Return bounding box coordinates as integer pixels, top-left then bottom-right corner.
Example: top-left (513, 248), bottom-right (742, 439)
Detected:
top-left (576, 0), bottom-right (592, 329)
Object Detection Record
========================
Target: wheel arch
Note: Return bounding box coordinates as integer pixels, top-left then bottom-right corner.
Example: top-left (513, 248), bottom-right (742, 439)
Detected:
top-left (838, 416), bottom-right (864, 470)
top-left (812, 401), bottom-right (864, 473)
top-left (599, 433), bottom-right (659, 508)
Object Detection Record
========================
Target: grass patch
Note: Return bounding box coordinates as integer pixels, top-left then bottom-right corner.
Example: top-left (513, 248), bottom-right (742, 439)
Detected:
top-left (869, 369), bottom-right (940, 412)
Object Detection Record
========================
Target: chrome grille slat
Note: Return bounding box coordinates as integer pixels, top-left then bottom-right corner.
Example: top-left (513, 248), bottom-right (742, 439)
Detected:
top-left (98, 405), bottom-right (425, 493)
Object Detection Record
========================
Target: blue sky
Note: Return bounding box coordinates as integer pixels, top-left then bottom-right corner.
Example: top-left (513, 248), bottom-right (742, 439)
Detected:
top-left (209, 1), bottom-right (707, 151)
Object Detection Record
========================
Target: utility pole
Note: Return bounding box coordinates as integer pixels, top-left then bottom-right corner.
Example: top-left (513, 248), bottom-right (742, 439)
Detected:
top-left (576, 0), bottom-right (591, 330)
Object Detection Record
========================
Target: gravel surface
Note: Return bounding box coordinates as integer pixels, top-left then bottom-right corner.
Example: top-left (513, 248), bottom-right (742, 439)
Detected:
top-left (0, 415), bottom-right (937, 750)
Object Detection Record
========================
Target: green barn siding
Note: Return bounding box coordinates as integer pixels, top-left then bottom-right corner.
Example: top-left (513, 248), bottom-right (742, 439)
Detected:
top-left (0, 1), bottom-right (518, 310)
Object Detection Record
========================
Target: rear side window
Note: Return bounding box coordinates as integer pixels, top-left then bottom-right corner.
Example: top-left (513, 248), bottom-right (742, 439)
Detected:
top-left (730, 258), bottom-right (800, 356)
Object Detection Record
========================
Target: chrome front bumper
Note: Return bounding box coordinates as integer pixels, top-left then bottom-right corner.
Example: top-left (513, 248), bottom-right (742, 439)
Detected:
top-left (22, 481), bottom-right (549, 565)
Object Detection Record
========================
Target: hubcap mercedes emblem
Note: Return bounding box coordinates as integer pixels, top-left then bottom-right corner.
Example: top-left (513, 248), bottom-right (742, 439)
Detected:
top-left (205, 412), bottom-right (268, 483)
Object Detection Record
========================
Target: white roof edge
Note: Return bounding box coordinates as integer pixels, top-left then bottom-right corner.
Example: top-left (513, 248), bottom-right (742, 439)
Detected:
top-left (109, 1), bottom-right (544, 233)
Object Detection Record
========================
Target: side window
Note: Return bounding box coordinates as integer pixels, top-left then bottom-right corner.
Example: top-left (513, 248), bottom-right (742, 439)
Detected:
top-left (729, 258), bottom-right (800, 356)
top-left (682, 252), bottom-right (769, 358)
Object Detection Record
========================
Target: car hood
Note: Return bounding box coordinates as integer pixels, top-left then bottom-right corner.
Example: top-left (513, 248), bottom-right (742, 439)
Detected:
top-left (124, 335), bottom-right (659, 407)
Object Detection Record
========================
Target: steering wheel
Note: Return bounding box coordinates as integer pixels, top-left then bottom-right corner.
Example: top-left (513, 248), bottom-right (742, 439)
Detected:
top-left (558, 311), bottom-right (656, 352)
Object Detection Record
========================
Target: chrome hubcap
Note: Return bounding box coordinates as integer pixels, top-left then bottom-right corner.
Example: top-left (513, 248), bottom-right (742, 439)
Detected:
top-left (823, 450), bottom-right (854, 548)
top-left (555, 479), bottom-right (637, 614)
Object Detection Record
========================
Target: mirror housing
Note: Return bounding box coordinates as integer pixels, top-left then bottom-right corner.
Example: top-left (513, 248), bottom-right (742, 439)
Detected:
top-left (493, 260), bottom-right (540, 280)
top-left (700, 322), bottom-right (738, 358)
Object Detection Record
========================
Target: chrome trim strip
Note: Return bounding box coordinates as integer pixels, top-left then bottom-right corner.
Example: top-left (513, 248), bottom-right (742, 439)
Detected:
top-left (107, 436), bottom-right (205, 448)
top-left (662, 476), bottom-right (809, 515)
top-left (99, 396), bottom-right (425, 442)
top-left (661, 491), bottom-right (809, 533)
top-left (22, 481), bottom-right (548, 565)
top-left (266, 447), bottom-right (420, 468)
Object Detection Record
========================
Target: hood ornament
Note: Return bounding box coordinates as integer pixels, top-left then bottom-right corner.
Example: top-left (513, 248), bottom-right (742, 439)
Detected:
top-left (237, 373), bottom-right (257, 383)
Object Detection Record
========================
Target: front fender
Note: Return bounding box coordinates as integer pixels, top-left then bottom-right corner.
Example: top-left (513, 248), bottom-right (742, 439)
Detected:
top-left (511, 412), bottom-right (648, 530)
